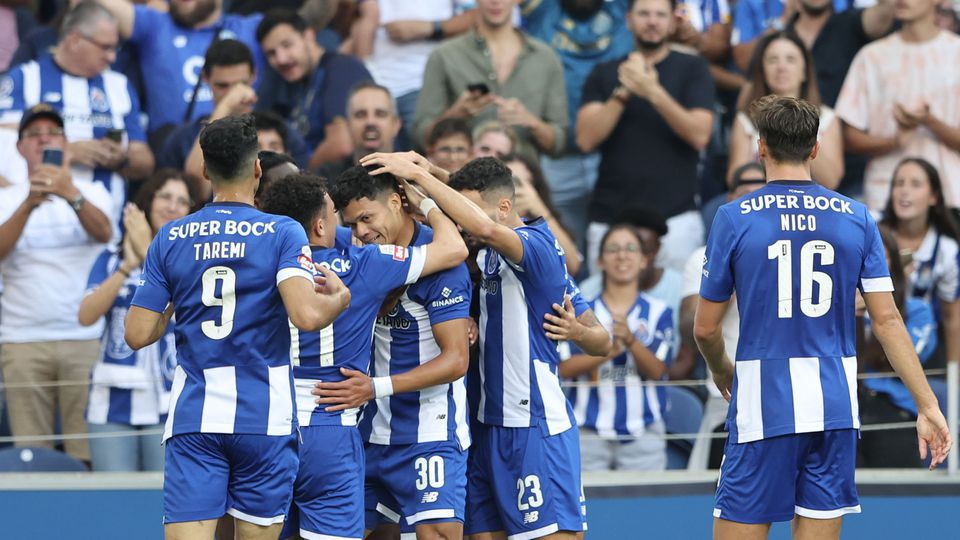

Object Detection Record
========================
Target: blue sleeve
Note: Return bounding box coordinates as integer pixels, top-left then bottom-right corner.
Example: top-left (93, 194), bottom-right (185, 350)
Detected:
top-left (357, 244), bottom-right (426, 294)
top-left (699, 208), bottom-right (736, 302)
top-left (321, 56), bottom-right (372, 125)
top-left (414, 264), bottom-right (473, 325)
top-left (0, 66), bottom-right (27, 120)
top-left (86, 249), bottom-right (117, 291)
top-left (276, 219), bottom-right (314, 280)
top-left (646, 307), bottom-right (676, 365)
top-left (123, 79), bottom-right (147, 142)
top-left (858, 211), bottom-right (893, 293)
top-left (566, 274), bottom-right (590, 317)
top-left (130, 5), bottom-right (164, 47)
top-left (515, 226), bottom-right (561, 282)
top-left (130, 234), bottom-right (171, 313)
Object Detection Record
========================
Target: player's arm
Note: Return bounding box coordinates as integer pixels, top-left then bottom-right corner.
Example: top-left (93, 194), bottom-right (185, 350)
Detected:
top-left (693, 296), bottom-right (734, 400)
top-left (279, 266), bottom-right (351, 332)
top-left (544, 297), bottom-right (612, 357)
top-left (315, 318), bottom-right (470, 412)
top-left (400, 183), bottom-right (469, 277)
top-left (124, 303), bottom-right (174, 350)
top-left (863, 290), bottom-right (952, 469)
top-left (95, 0), bottom-right (135, 39)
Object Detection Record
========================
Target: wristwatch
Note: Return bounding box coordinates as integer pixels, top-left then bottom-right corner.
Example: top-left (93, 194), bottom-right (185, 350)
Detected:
top-left (70, 193), bottom-right (86, 212)
top-left (430, 20), bottom-right (444, 41)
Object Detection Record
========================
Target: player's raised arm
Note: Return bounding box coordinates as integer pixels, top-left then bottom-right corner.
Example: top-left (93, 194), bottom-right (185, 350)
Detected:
top-left (394, 177), bottom-right (469, 277)
top-left (280, 261), bottom-right (351, 332)
top-left (361, 152), bottom-right (526, 264)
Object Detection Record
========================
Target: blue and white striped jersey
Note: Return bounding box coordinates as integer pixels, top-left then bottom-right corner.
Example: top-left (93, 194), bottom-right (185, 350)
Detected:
top-left (131, 202), bottom-right (313, 441)
top-left (85, 248), bottom-right (176, 427)
top-left (475, 218), bottom-right (588, 436)
top-left (359, 222), bottom-right (472, 448)
top-left (567, 293), bottom-right (675, 438)
top-left (291, 237), bottom-right (425, 427)
top-left (0, 54), bottom-right (147, 226)
top-left (700, 181), bottom-right (893, 443)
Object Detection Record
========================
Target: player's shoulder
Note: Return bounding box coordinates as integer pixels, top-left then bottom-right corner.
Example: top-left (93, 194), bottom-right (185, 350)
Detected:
top-left (410, 222), bottom-right (434, 247)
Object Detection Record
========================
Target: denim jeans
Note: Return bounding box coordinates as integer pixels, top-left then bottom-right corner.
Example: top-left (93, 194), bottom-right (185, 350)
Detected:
top-left (88, 421), bottom-right (164, 472)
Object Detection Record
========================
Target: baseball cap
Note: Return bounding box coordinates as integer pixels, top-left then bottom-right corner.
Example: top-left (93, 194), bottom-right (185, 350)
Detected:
top-left (18, 103), bottom-right (64, 140)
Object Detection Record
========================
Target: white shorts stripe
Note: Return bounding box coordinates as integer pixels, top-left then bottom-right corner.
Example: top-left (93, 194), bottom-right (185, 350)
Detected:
top-left (405, 508), bottom-right (456, 525)
top-left (226, 507), bottom-right (285, 526)
top-left (299, 530), bottom-right (361, 540)
top-left (794, 504), bottom-right (862, 519)
top-left (376, 502), bottom-right (401, 523)
top-left (507, 523), bottom-right (560, 540)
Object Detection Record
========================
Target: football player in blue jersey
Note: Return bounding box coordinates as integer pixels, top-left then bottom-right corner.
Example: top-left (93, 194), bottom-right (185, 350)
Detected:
top-left (359, 152), bottom-right (610, 540)
top-left (259, 170), bottom-right (469, 540)
top-left (305, 165), bottom-right (475, 540)
top-left (125, 114), bottom-right (351, 540)
top-left (695, 96), bottom-right (951, 540)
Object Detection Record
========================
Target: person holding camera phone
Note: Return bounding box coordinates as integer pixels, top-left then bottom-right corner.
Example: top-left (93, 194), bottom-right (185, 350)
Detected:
top-left (0, 104), bottom-right (114, 466)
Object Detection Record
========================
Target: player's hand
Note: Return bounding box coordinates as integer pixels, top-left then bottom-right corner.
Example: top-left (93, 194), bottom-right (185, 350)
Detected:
top-left (917, 405), bottom-right (952, 470)
top-left (123, 203), bottom-right (152, 262)
top-left (313, 367), bottom-right (374, 412)
top-left (360, 152), bottom-right (430, 182)
top-left (314, 265), bottom-right (346, 295)
top-left (544, 295), bottom-right (584, 342)
top-left (712, 359), bottom-right (734, 402)
top-left (398, 179), bottom-right (430, 216)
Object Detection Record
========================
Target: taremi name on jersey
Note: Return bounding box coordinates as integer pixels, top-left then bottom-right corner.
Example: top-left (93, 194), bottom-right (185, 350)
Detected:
top-left (700, 181), bottom-right (893, 523)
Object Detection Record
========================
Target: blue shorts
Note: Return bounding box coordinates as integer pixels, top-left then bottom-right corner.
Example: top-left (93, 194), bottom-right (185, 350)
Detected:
top-left (163, 432), bottom-right (297, 525)
top-left (281, 425), bottom-right (365, 540)
top-left (714, 429), bottom-right (861, 524)
top-left (365, 440), bottom-right (467, 533)
top-left (464, 424), bottom-right (584, 539)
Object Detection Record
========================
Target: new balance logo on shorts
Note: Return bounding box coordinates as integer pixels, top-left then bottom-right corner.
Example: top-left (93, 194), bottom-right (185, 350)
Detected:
top-left (523, 511), bottom-right (539, 524)
top-left (421, 491), bottom-right (439, 504)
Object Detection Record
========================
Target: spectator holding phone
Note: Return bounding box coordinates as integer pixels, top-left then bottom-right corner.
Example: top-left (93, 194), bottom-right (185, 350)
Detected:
top-left (414, 0), bottom-right (568, 160)
top-left (0, 104), bottom-right (113, 465)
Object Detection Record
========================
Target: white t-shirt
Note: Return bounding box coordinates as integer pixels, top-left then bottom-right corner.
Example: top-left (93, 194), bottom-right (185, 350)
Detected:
top-left (680, 246), bottom-right (739, 399)
top-left (0, 179), bottom-right (113, 343)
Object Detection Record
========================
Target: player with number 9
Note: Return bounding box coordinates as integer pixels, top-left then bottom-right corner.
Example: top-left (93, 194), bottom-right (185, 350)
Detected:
top-left (124, 114), bottom-right (351, 540)
top-left (695, 96), bottom-right (951, 540)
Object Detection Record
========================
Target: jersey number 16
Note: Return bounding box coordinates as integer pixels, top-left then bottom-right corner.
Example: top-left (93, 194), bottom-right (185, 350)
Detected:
top-left (767, 240), bottom-right (835, 319)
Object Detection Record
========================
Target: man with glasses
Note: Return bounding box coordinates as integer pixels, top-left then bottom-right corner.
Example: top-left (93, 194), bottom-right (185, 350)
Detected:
top-left (0, 1), bottom-right (153, 231)
top-left (0, 104), bottom-right (114, 465)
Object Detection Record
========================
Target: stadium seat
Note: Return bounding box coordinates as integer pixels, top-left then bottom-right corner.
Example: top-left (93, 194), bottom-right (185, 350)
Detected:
top-left (663, 386), bottom-right (705, 449)
top-left (0, 447), bottom-right (87, 472)
top-left (666, 441), bottom-right (691, 470)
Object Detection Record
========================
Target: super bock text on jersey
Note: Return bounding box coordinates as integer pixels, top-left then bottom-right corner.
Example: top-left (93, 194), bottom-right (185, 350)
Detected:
top-left (700, 180), bottom-right (892, 523)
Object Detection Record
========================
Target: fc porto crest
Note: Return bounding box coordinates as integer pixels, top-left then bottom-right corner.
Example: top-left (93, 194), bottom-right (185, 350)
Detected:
top-left (484, 251), bottom-right (501, 276)
top-left (89, 87), bottom-right (109, 112)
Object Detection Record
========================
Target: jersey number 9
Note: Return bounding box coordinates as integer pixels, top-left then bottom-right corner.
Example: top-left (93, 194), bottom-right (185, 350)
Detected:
top-left (201, 266), bottom-right (237, 339)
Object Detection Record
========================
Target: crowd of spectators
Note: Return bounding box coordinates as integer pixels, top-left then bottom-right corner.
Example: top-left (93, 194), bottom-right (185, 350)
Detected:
top-left (0, 0), bottom-right (958, 472)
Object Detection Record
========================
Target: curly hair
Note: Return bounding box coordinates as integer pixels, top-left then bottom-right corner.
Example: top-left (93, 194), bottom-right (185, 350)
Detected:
top-left (328, 165), bottom-right (400, 211)
top-left (199, 114), bottom-right (259, 182)
top-left (448, 157), bottom-right (515, 200)
top-left (133, 169), bottom-right (200, 225)
top-left (258, 173), bottom-right (328, 232)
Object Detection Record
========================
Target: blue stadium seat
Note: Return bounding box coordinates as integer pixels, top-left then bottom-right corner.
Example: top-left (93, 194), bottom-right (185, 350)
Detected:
top-left (666, 441), bottom-right (690, 470)
top-left (663, 386), bottom-right (705, 449)
top-left (0, 447), bottom-right (86, 472)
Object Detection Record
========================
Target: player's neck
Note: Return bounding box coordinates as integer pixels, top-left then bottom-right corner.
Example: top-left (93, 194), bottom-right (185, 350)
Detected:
top-left (764, 161), bottom-right (812, 183)
top-left (211, 180), bottom-right (256, 206)
top-left (395, 216), bottom-right (416, 247)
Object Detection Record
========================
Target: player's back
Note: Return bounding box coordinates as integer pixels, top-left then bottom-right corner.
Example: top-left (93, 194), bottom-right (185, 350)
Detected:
top-left (702, 181), bottom-right (892, 443)
top-left (150, 202), bottom-right (313, 439)
top-left (476, 218), bottom-right (579, 436)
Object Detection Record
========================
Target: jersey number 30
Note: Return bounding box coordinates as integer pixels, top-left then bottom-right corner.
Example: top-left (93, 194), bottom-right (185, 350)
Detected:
top-left (767, 240), bottom-right (835, 318)
top-left (201, 266), bottom-right (237, 339)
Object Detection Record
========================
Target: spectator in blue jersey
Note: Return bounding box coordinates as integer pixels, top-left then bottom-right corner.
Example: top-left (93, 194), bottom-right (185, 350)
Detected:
top-left (520, 0), bottom-right (635, 253)
top-left (160, 39), bottom-right (309, 196)
top-left (577, 0), bottom-right (715, 276)
top-left (857, 223), bottom-right (943, 467)
top-left (360, 152), bottom-right (611, 540)
top-left (562, 223), bottom-right (675, 471)
top-left (880, 158), bottom-right (960, 370)
top-left (695, 95), bottom-right (950, 539)
top-left (124, 114), bottom-right (351, 540)
top-left (0, 104), bottom-right (114, 465)
top-left (256, 9), bottom-right (373, 170)
top-left (261, 170), bottom-right (470, 540)
top-left (728, 31), bottom-right (844, 189)
top-left (316, 81), bottom-right (402, 182)
top-left (0, 2), bottom-right (154, 227)
top-left (78, 169), bottom-right (198, 472)
top-left (425, 118), bottom-right (473, 175)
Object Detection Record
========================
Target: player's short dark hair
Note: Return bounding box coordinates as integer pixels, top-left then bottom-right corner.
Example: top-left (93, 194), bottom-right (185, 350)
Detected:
top-left (448, 157), bottom-right (515, 202)
top-left (256, 9), bottom-right (308, 43)
top-left (259, 172), bottom-right (328, 232)
top-left (328, 165), bottom-right (401, 211)
top-left (202, 39), bottom-right (254, 76)
top-left (199, 114), bottom-right (259, 182)
top-left (749, 95), bottom-right (819, 165)
top-left (252, 111), bottom-right (289, 149)
top-left (258, 150), bottom-right (296, 176)
top-left (426, 118), bottom-right (473, 148)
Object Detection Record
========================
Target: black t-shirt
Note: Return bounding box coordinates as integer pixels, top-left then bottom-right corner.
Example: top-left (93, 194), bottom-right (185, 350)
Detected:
top-left (788, 9), bottom-right (870, 107)
top-left (582, 50), bottom-right (715, 222)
